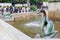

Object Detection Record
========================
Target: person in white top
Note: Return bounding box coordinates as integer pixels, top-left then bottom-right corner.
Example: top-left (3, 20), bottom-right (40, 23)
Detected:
top-left (21, 7), bottom-right (25, 13)
top-left (27, 6), bottom-right (30, 12)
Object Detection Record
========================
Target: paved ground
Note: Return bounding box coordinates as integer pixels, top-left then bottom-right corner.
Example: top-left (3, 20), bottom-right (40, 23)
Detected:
top-left (0, 19), bottom-right (32, 40)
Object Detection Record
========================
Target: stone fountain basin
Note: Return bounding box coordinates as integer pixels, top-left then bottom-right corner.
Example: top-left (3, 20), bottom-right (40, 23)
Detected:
top-left (7, 12), bottom-right (44, 38)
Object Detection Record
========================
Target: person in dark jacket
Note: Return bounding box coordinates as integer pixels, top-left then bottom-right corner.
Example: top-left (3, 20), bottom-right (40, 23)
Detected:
top-left (10, 6), bottom-right (13, 13)
top-left (14, 7), bottom-right (18, 13)
top-left (6, 6), bottom-right (10, 12)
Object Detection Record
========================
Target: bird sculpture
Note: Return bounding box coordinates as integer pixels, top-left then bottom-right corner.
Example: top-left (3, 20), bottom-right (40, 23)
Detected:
top-left (24, 9), bottom-right (57, 38)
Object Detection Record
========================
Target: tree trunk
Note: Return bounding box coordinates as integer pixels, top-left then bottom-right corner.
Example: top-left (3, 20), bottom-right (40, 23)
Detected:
top-left (27, 0), bottom-right (30, 7)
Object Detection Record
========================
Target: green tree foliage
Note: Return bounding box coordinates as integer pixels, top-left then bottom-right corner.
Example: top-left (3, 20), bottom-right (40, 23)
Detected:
top-left (30, 0), bottom-right (48, 5)
top-left (5, 0), bottom-right (12, 2)
top-left (0, 0), bottom-right (12, 2)
top-left (20, 0), bottom-right (27, 3)
top-left (0, 0), bottom-right (48, 3)
top-left (30, 6), bottom-right (37, 11)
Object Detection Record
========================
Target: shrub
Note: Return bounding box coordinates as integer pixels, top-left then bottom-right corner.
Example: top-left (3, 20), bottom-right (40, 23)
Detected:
top-left (30, 6), bottom-right (37, 11)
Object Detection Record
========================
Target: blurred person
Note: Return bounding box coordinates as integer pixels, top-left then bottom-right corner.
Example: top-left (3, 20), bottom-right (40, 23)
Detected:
top-left (17, 7), bottom-right (22, 13)
top-left (6, 6), bottom-right (10, 12)
top-left (10, 6), bottom-right (13, 13)
top-left (0, 6), bottom-right (4, 15)
top-left (22, 6), bottom-right (25, 13)
top-left (37, 2), bottom-right (43, 9)
top-left (4, 6), bottom-right (11, 17)
top-left (27, 6), bottom-right (30, 12)
top-left (3, 7), bottom-right (7, 15)
top-left (14, 7), bottom-right (18, 13)
top-left (12, 1), bottom-right (17, 7)
top-left (4, 7), bottom-right (7, 12)
top-left (25, 7), bottom-right (27, 12)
